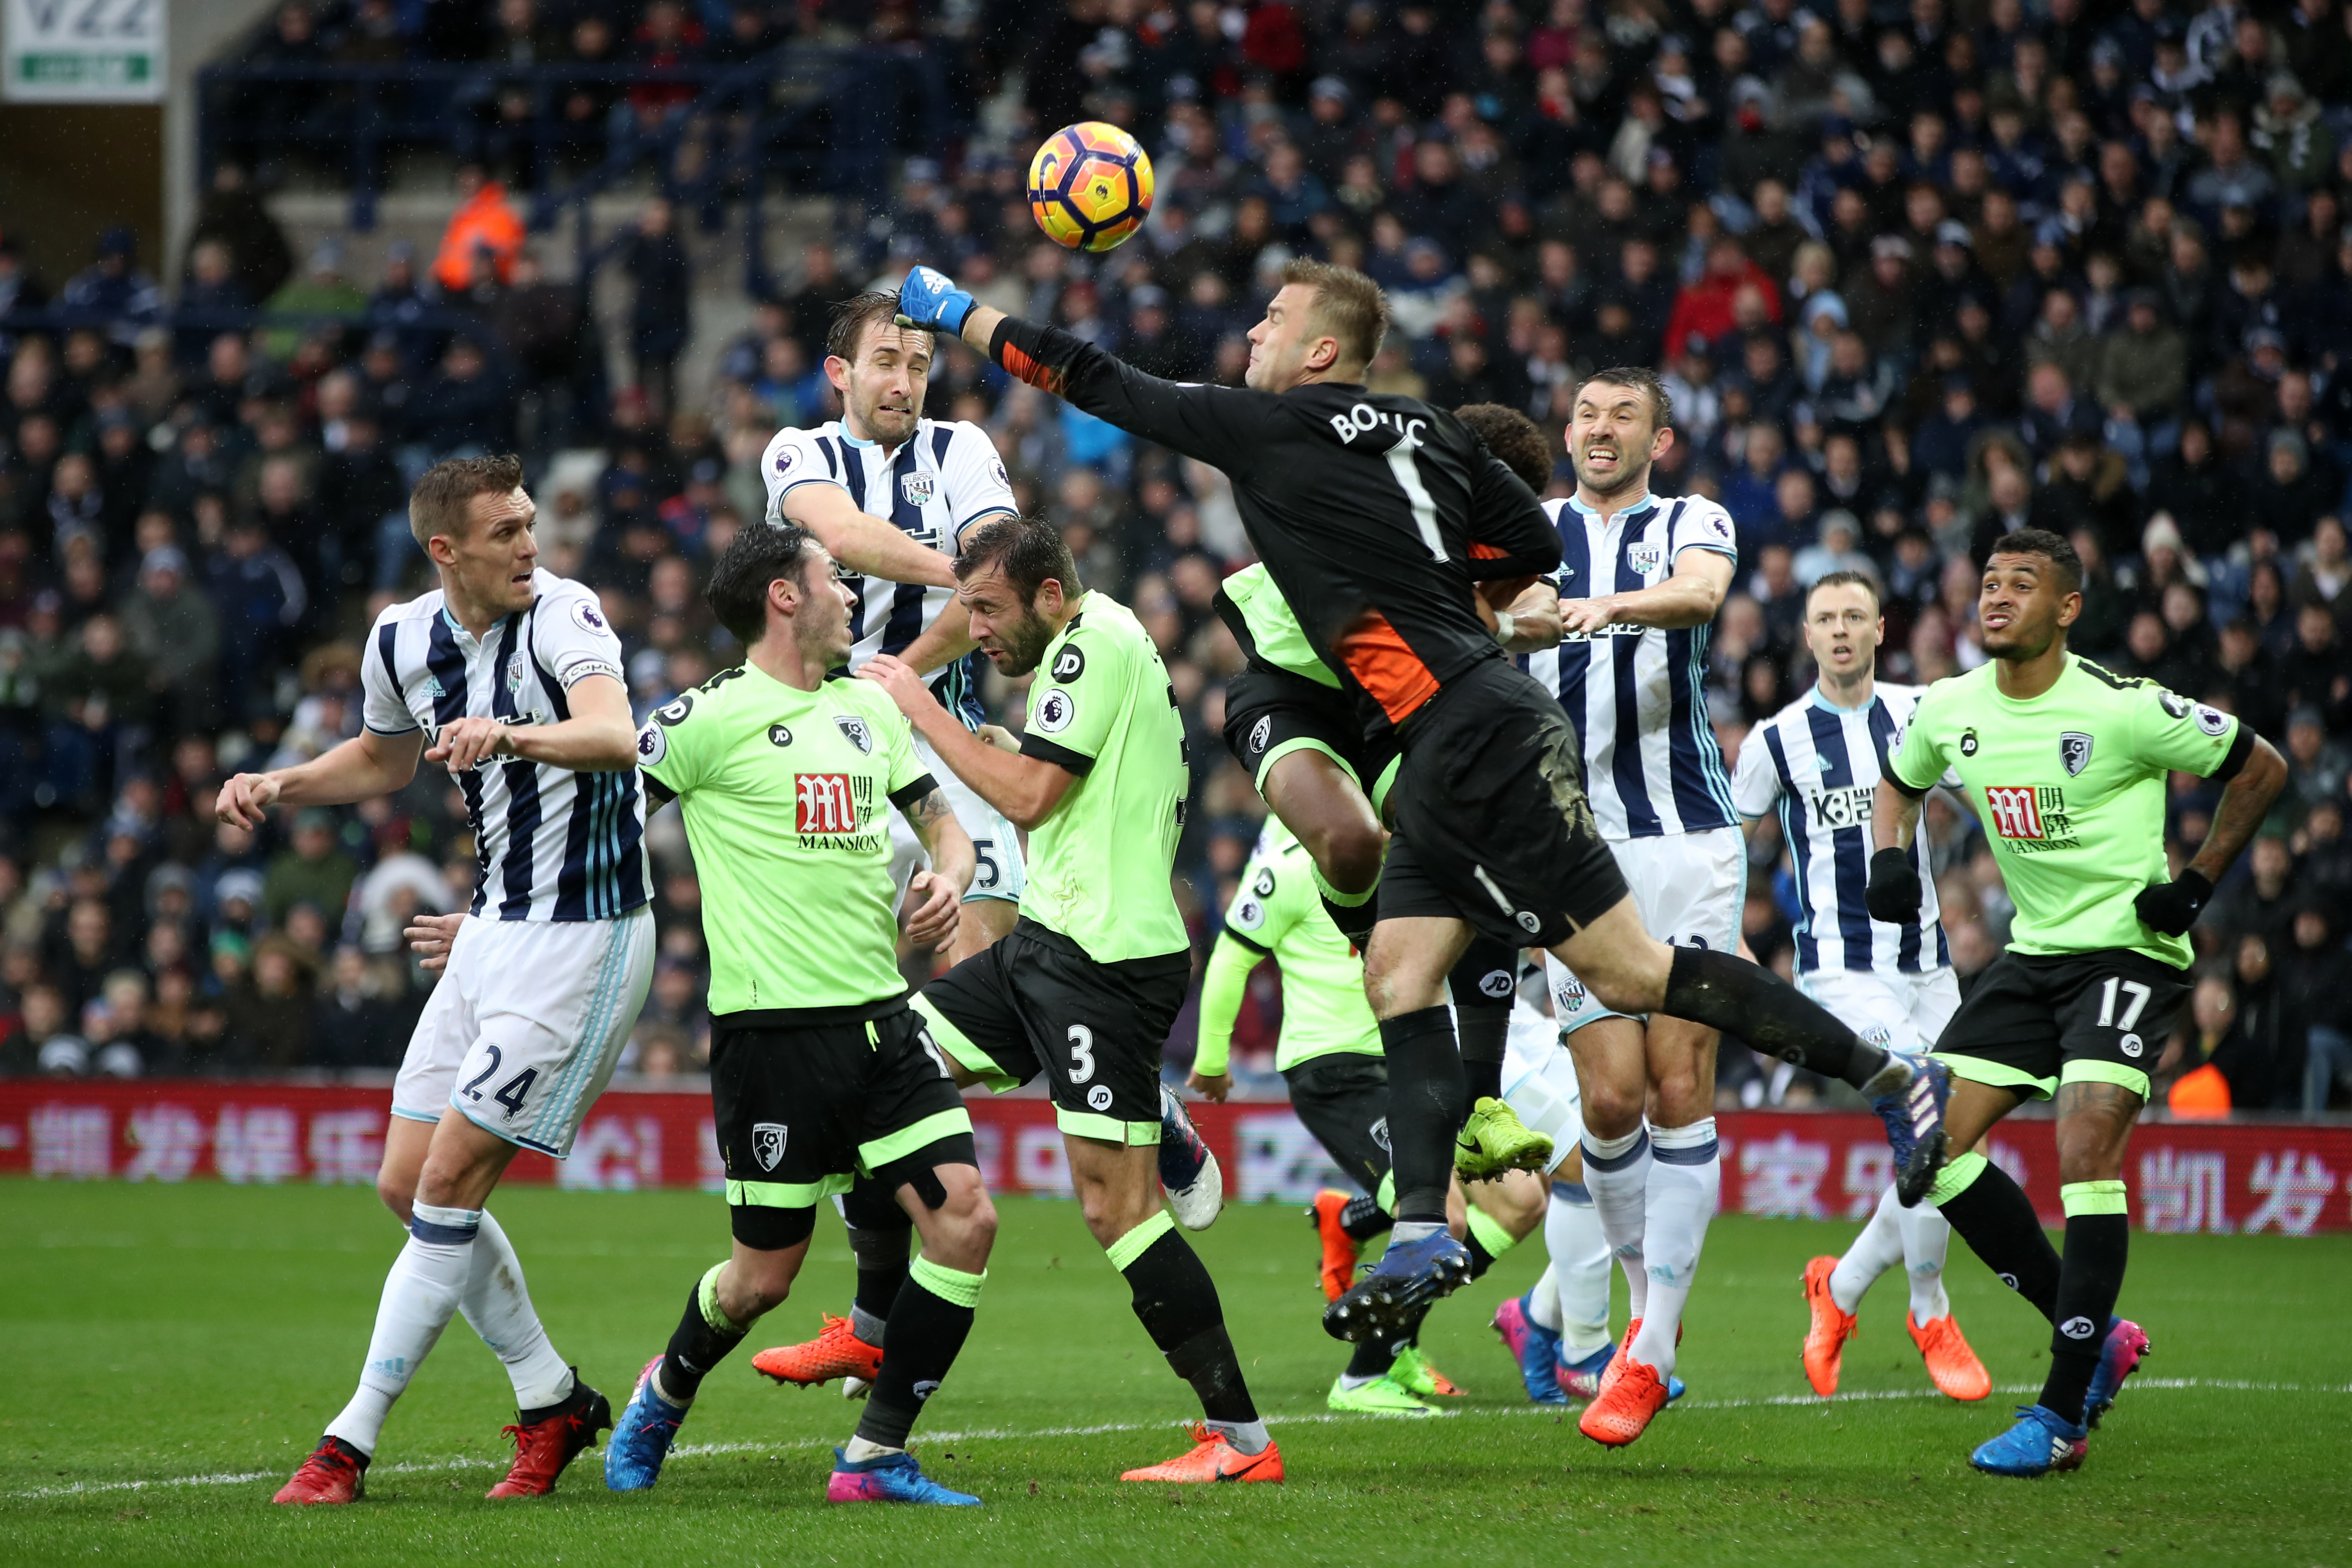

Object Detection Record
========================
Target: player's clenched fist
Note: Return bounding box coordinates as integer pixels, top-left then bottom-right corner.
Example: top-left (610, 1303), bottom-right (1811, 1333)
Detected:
top-left (1864, 846), bottom-right (1922, 923)
top-left (217, 772), bottom-right (281, 829)
top-left (900, 869), bottom-right (961, 948)
top-left (857, 653), bottom-right (929, 716)
top-left (2132, 869), bottom-right (2212, 936)
top-left (426, 715), bottom-right (514, 775)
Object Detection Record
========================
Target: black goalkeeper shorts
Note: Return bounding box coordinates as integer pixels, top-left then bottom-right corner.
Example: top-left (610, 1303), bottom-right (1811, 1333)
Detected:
top-left (1378, 658), bottom-right (1628, 949)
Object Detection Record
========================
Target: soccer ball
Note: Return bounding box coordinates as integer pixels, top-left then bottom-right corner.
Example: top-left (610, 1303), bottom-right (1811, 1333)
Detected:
top-left (1028, 121), bottom-right (1155, 253)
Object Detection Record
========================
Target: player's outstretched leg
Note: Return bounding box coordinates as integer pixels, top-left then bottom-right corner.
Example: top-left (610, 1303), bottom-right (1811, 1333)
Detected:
top-left (1325, 1004), bottom-right (1471, 1341)
top-left (1894, 1193), bottom-right (1990, 1401)
top-left (1106, 1211), bottom-right (1282, 1483)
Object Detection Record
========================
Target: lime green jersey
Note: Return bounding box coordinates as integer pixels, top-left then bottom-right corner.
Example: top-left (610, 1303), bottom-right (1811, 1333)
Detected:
top-left (1017, 590), bottom-right (1191, 962)
top-left (1222, 563), bottom-right (1338, 687)
top-left (1890, 654), bottom-right (2243, 968)
top-left (1201, 817), bottom-right (1380, 1075)
top-left (636, 662), bottom-right (933, 1014)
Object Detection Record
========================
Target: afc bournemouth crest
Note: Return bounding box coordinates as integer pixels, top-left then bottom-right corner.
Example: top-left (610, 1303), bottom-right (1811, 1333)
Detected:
top-left (835, 715), bottom-right (874, 754)
top-left (2060, 732), bottom-right (2094, 776)
top-left (752, 1122), bottom-right (787, 1171)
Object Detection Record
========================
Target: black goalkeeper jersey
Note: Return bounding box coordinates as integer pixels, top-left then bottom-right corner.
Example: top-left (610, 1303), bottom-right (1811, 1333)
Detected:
top-left (988, 317), bottom-right (1561, 730)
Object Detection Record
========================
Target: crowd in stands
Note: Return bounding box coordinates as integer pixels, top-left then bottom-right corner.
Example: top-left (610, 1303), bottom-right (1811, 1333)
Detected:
top-left (5, 0), bottom-right (2352, 1115)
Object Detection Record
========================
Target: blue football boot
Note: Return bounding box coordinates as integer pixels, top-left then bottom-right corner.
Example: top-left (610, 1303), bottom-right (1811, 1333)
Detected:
top-left (1873, 1053), bottom-right (1952, 1207)
top-left (1323, 1230), bottom-right (1472, 1342)
top-left (605, 1358), bottom-right (687, 1492)
top-left (1969, 1405), bottom-right (2089, 1477)
top-left (826, 1449), bottom-right (982, 1505)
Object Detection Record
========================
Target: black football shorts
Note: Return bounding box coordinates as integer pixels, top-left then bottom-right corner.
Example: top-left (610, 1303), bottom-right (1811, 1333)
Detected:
top-left (709, 1002), bottom-right (975, 1249)
top-left (914, 919), bottom-right (1189, 1145)
top-left (1283, 1051), bottom-right (1393, 1202)
top-left (1377, 658), bottom-right (1628, 948)
top-left (1223, 657), bottom-right (1404, 814)
top-left (1932, 947), bottom-right (2190, 1102)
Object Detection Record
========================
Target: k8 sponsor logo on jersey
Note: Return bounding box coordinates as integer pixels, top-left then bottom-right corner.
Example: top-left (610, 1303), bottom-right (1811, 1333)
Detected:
top-left (1982, 785), bottom-right (2080, 849)
top-left (1803, 783), bottom-right (1875, 829)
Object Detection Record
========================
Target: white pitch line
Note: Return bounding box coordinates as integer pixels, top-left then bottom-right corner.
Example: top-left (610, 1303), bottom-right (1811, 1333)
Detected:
top-left (9, 1377), bottom-right (2345, 1504)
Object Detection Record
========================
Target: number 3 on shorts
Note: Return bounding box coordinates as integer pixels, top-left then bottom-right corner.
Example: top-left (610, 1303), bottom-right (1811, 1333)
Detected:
top-left (1067, 1023), bottom-right (1095, 1085)
top-left (2096, 976), bottom-right (2151, 1031)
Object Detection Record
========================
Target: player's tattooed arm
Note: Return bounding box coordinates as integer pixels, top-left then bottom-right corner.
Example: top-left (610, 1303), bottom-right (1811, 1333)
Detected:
top-left (2185, 732), bottom-right (2287, 887)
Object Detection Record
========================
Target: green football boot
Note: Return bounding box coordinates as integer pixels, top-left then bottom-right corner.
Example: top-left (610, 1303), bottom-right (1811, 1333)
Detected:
top-left (1454, 1096), bottom-right (1553, 1181)
top-left (1326, 1374), bottom-right (1440, 1415)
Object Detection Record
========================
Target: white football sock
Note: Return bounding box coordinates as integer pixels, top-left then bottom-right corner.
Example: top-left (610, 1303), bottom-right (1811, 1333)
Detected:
top-left (1526, 1262), bottom-right (1562, 1331)
top-left (325, 1204), bottom-right (480, 1456)
top-left (1547, 1180), bottom-right (1615, 1358)
top-left (1579, 1126), bottom-right (1651, 1322)
top-left (1898, 1190), bottom-right (1954, 1323)
top-left (460, 1210), bottom-right (575, 1411)
top-left (1829, 1185), bottom-right (1908, 1315)
top-left (1629, 1120), bottom-right (1719, 1377)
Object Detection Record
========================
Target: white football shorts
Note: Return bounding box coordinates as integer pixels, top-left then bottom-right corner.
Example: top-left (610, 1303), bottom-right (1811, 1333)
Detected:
top-left (1544, 826), bottom-right (1744, 1036)
top-left (888, 730), bottom-right (1026, 906)
top-left (1798, 964), bottom-right (1962, 1054)
top-left (392, 907), bottom-right (656, 1158)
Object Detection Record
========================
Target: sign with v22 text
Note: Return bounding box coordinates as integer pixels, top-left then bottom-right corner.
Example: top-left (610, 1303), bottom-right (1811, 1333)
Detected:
top-left (5, 0), bottom-right (164, 103)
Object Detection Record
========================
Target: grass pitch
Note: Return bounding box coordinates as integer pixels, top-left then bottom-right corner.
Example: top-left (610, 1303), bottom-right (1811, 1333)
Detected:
top-left (3, 1178), bottom-right (2347, 1567)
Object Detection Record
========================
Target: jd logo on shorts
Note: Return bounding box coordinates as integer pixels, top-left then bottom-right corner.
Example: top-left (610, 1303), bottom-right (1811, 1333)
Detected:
top-left (2060, 1315), bottom-right (2097, 1340)
top-left (2120, 1032), bottom-right (2143, 1058)
top-left (1086, 1085), bottom-right (1114, 1111)
top-left (1248, 715), bottom-right (1271, 755)
top-left (835, 715), bottom-right (873, 754)
top-left (1478, 969), bottom-right (1513, 999)
top-left (1051, 646), bottom-right (1086, 681)
top-left (753, 1122), bottom-right (788, 1172)
top-left (2060, 732), bottom-right (2094, 775)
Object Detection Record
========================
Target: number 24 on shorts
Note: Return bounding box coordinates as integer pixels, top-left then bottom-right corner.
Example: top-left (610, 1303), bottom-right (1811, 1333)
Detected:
top-left (460, 1043), bottom-right (539, 1120)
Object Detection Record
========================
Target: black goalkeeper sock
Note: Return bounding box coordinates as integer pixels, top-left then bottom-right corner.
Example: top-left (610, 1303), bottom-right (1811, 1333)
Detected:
top-left (1377, 1007), bottom-right (1463, 1224)
top-left (1117, 1217), bottom-right (1258, 1424)
top-left (2040, 1185), bottom-right (2131, 1426)
top-left (842, 1176), bottom-right (914, 1346)
top-left (1662, 946), bottom-right (1893, 1091)
top-left (1340, 1191), bottom-right (1391, 1242)
top-left (854, 1257), bottom-right (984, 1452)
top-left (1933, 1151), bottom-right (2061, 1321)
top-left (1321, 889), bottom-right (1379, 949)
top-left (659, 1263), bottom-right (748, 1403)
top-left (1449, 940), bottom-right (1517, 1105)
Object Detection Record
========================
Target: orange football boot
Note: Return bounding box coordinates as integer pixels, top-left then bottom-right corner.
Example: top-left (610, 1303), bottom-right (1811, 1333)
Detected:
top-left (752, 1313), bottom-right (884, 1389)
top-left (1307, 1190), bottom-right (1363, 1303)
top-left (1119, 1424), bottom-right (1285, 1483)
top-left (1908, 1311), bottom-right (1991, 1401)
top-left (1801, 1255), bottom-right (1859, 1397)
top-left (1579, 1357), bottom-right (1669, 1447)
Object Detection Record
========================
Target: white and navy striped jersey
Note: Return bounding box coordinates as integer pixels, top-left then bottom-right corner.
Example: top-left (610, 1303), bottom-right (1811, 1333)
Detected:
top-left (1730, 683), bottom-right (1952, 975)
top-left (360, 571), bottom-right (649, 923)
top-left (1524, 492), bottom-right (1741, 839)
top-left (759, 416), bottom-right (1018, 728)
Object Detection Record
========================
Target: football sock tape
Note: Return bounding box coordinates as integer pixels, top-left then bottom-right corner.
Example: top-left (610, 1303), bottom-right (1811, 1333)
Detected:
top-left (659, 1262), bottom-right (750, 1405)
top-left (855, 1260), bottom-right (986, 1453)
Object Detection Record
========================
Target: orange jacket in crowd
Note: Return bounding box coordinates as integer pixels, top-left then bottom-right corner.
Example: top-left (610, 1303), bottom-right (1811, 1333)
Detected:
top-left (432, 181), bottom-right (525, 294)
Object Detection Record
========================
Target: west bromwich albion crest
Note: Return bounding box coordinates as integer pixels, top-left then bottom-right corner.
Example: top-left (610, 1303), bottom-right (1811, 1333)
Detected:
top-left (2060, 731), bottom-right (2094, 776)
top-left (902, 471), bottom-right (936, 506)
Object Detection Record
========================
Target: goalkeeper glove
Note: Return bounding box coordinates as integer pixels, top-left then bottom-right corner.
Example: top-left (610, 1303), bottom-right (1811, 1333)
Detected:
top-left (896, 265), bottom-right (975, 336)
top-left (1864, 846), bottom-right (1922, 924)
top-left (2133, 868), bottom-right (2212, 936)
